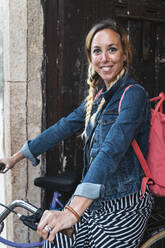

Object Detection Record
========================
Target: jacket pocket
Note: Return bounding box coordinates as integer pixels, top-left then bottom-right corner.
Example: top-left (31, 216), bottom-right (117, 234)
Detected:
top-left (98, 111), bottom-right (118, 142)
top-left (90, 147), bottom-right (99, 165)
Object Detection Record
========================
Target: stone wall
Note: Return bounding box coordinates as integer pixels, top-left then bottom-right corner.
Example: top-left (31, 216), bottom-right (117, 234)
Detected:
top-left (3, 0), bottom-right (43, 243)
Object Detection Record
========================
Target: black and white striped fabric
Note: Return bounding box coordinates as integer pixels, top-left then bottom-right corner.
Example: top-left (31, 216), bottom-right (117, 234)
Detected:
top-left (43, 189), bottom-right (153, 248)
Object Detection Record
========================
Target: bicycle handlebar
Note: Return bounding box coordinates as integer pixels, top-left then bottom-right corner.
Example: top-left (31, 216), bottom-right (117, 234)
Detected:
top-left (0, 164), bottom-right (75, 237)
top-left (0, 200), bottom-right (75, 238)
top-left (0, 163), bottom-right (9, 173)
top-left (0, 200), bottom-right (38, 223)
top-left (0, 163), bottom-right (5, 171)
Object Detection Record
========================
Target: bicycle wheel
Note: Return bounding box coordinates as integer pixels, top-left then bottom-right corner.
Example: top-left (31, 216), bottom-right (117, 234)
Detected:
top-left (141, 229), bottom-right (165, 248)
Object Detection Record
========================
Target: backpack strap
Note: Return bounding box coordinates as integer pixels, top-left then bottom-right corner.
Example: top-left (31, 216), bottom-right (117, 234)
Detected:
top-left (94, 89), bottom-right (103, 101)
top-left (131, 140), bottom-right (153, 198)
top-left (150, 92), bottom-right (165, 123)
top-left (119, 85), bottom-right (153, 198)
top-left (118, 85), bottom-right (133, 113)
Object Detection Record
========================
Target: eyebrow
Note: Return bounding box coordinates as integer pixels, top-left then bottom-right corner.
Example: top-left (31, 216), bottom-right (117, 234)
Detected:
top-left (91, 43), bottom-right (117, 49)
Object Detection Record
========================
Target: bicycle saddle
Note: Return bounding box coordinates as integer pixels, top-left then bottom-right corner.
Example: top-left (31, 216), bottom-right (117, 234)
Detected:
top-left (34, 171), bottom-right (81, 193)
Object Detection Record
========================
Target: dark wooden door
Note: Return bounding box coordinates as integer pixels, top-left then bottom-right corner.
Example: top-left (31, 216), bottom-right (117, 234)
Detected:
top-left (41, 0), bottom-right (165, 174)
top-left (41, 0), bottom-right (165, 215)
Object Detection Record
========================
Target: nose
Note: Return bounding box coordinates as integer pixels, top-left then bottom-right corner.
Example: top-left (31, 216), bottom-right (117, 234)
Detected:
top-left (101, 52), bottom-right (109, 63)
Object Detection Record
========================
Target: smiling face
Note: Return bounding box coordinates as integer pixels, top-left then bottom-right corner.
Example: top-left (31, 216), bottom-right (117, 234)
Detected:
top-left (90, 28), bottom-right (127, 89)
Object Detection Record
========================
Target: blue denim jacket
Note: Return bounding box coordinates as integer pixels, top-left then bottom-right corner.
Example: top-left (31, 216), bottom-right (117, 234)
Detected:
top-left (21, 74), bottom-right (151, 210)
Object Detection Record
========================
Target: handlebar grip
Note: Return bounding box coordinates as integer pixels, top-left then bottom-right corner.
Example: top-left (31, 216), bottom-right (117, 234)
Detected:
top-left (0, 163), bottom-right (6, 171)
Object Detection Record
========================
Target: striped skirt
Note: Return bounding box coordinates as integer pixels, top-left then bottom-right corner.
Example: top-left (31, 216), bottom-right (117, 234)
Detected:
top-left (43, 189), bottom-right (154, 248)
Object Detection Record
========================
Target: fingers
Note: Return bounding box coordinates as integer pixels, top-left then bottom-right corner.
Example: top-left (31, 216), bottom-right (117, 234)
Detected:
top-left (40, 226), bottom-right (50, 240)
top-left (38, 224), bottom-right (59, 243)
top-left (0, 157), bottom-right (18, 173)
top-left (37, 210), bottom-right (51, 238)
top-left (0, 163), bottom-right (5, 171)
top-left (37, 210), bottom-right (57, 241)
top-left (0, 160), bottom-right (9, 173)
top-left (37, 209), bottom-right (77, 242)
top-left (47, 226), bottom-right (59, 243)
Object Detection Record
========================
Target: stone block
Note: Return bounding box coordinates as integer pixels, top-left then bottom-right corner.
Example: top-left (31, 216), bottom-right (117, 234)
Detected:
top-left (8, 0), bottom-right (27, 82)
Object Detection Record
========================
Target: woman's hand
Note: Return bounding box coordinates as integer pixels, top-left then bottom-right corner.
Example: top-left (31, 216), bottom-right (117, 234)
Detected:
top-left (0, 157), bottom-right (14, 173)
top-left (0, 151), bottom-right (25, 173)
top-left (37, 209), bottom-right (77, 243)
top-left (37, 196), bottom-right (93, 242)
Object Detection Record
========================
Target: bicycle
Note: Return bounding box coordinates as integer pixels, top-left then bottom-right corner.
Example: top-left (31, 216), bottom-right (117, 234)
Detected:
top-left (35, 173), bottom-right (165, 248)
top-left (1, 163), bottom-right (165, 248)
top-left (140, 197), bottom-right (165, 248)
top-left (34, 170), bottom-right (81, 210)
top-left (141, 230), bottom-right (165, 248)
top-left (0, 163), bottom-right (80, 247)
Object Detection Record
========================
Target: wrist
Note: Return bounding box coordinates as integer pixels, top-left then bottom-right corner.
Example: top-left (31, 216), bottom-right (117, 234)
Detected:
top-left (69, 196), bottom-right (93, 217)
top-left (10, 151), bottom-right (24, 165)
top-left (65, 205), bottom-right (81, 222)
top-left (64, 208), bottom-right (78, 225)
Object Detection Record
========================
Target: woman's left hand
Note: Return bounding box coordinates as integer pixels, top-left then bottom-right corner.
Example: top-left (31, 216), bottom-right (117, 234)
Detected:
top-left (37, 209), bottom-right (77, 243)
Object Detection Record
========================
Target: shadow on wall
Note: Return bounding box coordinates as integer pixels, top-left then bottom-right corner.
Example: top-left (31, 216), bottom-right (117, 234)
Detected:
top-left (0, 10), bottom-right (6, 248)
top-left (0, 28), bottom-right (4, 157)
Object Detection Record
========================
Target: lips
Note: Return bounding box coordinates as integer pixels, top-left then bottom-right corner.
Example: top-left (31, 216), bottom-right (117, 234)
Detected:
top-left (101, 66), bottom-right (113, 72)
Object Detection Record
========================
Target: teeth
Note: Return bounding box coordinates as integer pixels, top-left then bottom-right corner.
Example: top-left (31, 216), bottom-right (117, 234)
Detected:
top-left (102, 67), bottom-right (111, 71)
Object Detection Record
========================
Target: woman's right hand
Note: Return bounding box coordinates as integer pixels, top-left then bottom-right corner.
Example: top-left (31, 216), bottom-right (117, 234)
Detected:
top-left (0, 151), bottom-right (25, 173)
top-left (0, 157), bottom-right (15, 173)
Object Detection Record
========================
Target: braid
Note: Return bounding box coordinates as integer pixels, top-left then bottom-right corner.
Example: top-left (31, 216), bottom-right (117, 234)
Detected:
top-left (82, 65), bottom-right (98, 137)
top-left (85, 70), bottom-right (97, 129)
top-left (90, 97), bottom-right (105, 127)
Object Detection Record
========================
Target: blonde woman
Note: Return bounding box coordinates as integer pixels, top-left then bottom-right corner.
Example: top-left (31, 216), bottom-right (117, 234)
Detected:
top-left (0, 19), bottom-right (153, 248)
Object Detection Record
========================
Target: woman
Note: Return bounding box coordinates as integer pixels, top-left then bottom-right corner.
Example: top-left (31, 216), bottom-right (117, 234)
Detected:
top-left (0, 19), bottom-right (153, 248)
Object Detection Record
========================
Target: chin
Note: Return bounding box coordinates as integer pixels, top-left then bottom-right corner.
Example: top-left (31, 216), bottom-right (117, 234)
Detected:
top-left (103, 77), bottom-right (114, 83)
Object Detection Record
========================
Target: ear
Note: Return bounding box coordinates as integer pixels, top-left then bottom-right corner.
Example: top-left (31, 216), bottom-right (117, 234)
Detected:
top-left (123, 53), bottom-right (127, 62)
top-left (122, 53), bottom-right (128, 68)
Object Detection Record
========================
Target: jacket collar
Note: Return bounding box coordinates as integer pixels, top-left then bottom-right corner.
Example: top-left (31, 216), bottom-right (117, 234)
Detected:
top-left (99, 72), bottom-right (135, 102)
top-left (85, 73), bottom-right (136, 141)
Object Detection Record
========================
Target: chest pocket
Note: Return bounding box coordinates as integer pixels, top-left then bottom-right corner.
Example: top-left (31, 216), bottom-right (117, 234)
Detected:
top-left (98, 110), bottom-right (118, 142)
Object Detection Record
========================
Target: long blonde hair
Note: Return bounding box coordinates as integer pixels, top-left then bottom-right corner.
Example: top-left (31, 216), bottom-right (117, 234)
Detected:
top-left (84, 19), bottom-right (133, 136)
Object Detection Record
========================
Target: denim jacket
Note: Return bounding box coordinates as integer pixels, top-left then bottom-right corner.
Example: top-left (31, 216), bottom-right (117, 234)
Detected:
top-left (21, 74), bottom-right (151, 211)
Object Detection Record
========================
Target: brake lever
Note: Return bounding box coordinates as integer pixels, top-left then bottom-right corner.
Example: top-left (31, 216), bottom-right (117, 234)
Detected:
top-left (20, 208), bottom-right (43, 231)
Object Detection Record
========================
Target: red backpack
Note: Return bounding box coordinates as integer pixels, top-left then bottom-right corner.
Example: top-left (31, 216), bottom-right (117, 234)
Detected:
top-left (119, 86), bottom-right (165, 197)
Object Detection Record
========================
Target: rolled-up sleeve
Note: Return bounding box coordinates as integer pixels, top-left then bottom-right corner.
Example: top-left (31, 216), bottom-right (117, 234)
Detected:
top-left (73, 182), bottom-right (105, 199)
top-left (21, 141), bottom-right (40, 166)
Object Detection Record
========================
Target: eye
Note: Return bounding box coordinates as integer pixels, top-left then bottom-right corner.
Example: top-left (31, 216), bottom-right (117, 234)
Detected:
top-left (108, 47), bottom-right (117, 53)
top-left (92, 48), bottom-right (101, 55)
